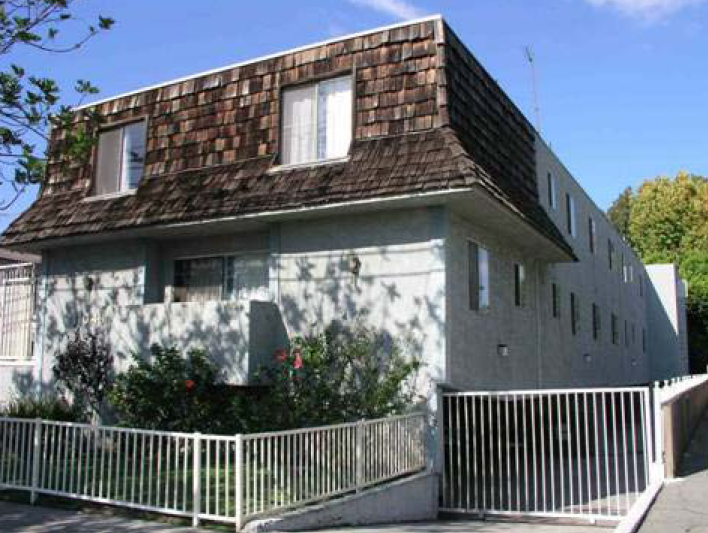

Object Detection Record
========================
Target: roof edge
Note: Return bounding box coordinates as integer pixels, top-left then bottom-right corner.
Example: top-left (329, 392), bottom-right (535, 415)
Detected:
top-left (74, 14), bottom-right (444, 112)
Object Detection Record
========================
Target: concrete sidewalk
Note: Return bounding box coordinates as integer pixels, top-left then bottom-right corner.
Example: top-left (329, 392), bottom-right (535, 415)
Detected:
top-left (639, 408), bottom-right (708, 532)
top-left (0, 501), bottom-right (205, 532)
top-left (310, 521), bottom-right (610, 532)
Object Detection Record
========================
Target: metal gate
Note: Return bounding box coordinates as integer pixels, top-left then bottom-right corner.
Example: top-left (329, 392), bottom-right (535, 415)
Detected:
top-left (441, 387), bottom-right (654, 522)
top-left (0, 263), bottom-right (35, 361)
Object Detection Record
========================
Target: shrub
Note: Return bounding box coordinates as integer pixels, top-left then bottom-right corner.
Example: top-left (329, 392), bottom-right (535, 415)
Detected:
top-left (240, 322), bottom-right (422, 432)
top-left (53, 327), bottom-right (113, 419)
top-left (2, 395), bottom-right (82, 422)
top-left (109, 345), bottom-right (238, 433)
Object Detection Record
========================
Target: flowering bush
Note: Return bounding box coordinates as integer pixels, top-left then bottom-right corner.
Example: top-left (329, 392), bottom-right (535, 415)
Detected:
top-left (108, 345), bottom-right (239, 433)
top-left (238, 322), bottom-right (422, 432)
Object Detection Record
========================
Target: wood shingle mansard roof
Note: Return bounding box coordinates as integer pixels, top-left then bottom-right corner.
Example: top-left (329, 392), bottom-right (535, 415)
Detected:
top-left (1, 15), bottom-right (572, 258)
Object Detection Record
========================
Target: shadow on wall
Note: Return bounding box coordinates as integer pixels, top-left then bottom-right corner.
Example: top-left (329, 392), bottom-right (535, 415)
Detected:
top-left (41, 264), bottom-right (289, 386)
top-left (645, 267), bottom-right (685, 381)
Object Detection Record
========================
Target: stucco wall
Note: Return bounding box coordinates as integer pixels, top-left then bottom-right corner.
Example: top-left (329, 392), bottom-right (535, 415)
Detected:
top-left (445, 138), bottom-right (652, 392)
top-left (275, 207), bottom-right (447, 392)
top-left (1, 207), bottom-right (446, 401)
top-left (646, 264), bottom-right (690, 380)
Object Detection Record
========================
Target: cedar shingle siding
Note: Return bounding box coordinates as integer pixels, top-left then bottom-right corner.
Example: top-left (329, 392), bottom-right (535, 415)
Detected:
top-left (1, 18), bottom-right (570, 256)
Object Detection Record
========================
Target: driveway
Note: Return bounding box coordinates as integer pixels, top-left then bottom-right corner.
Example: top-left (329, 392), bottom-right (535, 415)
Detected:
top-left (638, 407), bottom-right (708, 533)
top-left (0, 500), bottom-right (612, 533)
top-left (0, 501), bottom-right (205, 532)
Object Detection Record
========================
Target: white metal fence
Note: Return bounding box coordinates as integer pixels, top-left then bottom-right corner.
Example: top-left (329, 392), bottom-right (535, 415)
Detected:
top-left (0, 263), bottom-right (35, 362)
top-left (0, 413), bottom-right (426, 529)
top-left (441, 387), bottom-right (653, 522)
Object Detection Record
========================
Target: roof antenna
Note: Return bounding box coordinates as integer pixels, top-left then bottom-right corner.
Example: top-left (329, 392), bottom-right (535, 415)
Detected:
top-left (525, 46), bottom-right (542, 135)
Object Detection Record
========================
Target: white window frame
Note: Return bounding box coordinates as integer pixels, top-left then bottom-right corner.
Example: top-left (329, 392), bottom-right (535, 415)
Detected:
top-left (280, 75), bottom-right (353, 167)
top-left (547, 172), bottom-right (557, 210)
top-left (171, 252), bottom-right (270, 304)
top-left (93, 119), bottom-right (147, 197)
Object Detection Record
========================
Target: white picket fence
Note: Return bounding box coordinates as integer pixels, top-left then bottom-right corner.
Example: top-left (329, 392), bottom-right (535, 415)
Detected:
top-left (0, 263), bottom-right (35, 362)
top-left (441, 387), bottom-right (653, 522)
top-left (0, 413), bottom-right (426, 529)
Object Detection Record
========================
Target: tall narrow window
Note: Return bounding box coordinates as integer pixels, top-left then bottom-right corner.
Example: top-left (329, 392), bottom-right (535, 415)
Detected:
top-left (622, 256), bottom-right (629, 283)
top-left (552, 283), bottom-right (560, 318)
top-left (592, 303), bottom-right (600, 340)
top-left (571, 292), bottom-right (579, 335)
top-left (94, 120), bottom-right (146, 195)
top-left (624, 319), bottom-right (629, 347)
top-left (547, 172), bottom-right (557, 209)
top-left (566, 193), bottom-right (576, 237)
top-left (611, 313), bottom-right (619, 345)
top-left (608, 239), bottom-right (615, 270)
top-left (642, 328), bottom-right (646, 353)
top-left (281, 75), bottom-right (352, 165)
top-left (514, 263), bottom-right (526, 307)
top-left (469, 242), bottom-right (490, 311)
top-left (588, 217), bottom-right (596, 254)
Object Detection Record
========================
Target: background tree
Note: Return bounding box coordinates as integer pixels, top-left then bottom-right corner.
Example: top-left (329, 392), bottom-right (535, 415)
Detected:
top-left (0, 0), bottom-right (113, 209)
top-left (607, 186), bottom-right (633, 243)
top-left (607, 172), bottom-right (708, 372)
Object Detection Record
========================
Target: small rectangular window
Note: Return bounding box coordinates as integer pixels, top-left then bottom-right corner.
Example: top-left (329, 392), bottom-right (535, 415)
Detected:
top-left (608, 240), bottom-right (615, 270)
top-left (552, 283), bottom-right (560, 318)
top-left (588, 217), bottom-right (596, 254)
top-left (624, 319), bottom-right (629, 347)
top-left (281, 75), bottom-right (352, 166)
top-left (629, 265), bottom-right (634, 283)
top-left (514, 263), bottom-right (526, 307)
top-left (468, 242), bottom-right (490, 311)
top-left (611, 313), bottom-right (619, 345)
top-left (592, 303), bottom-right (600, 340)
top-left (566, 193), bottom-right (576, 237)
top-left (571, 292), bottom-right (579, 335)
top-left (547, 172), bottom-right (557, 209)
top-left (95, 120), bottom-right (147, 195)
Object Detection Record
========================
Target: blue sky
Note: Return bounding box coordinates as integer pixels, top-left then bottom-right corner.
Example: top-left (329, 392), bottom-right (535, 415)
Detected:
top-left (2, 0), bottom-right (707, 232)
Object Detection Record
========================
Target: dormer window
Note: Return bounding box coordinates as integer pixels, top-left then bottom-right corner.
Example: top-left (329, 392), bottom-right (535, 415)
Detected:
top-left (94, 120), bottom-right (146, 196)
top-left (281, 75), bottom-right (352, 166)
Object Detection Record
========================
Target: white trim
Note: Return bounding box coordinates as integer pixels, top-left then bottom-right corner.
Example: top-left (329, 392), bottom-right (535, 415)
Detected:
top-left (0, 361), bottom-right (35, 367)
top-left (73, 14), bottom-right (443, 111)
top-left (81, 189), bottom-right (137, 202)
top-left (268, 156), bottom-right (350, 174)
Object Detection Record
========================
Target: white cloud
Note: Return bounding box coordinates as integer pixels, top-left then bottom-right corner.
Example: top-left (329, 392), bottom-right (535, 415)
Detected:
top-left (583, 0), bottom-right (708, 20)
top-left (347, 0), bottom-right (426, 20)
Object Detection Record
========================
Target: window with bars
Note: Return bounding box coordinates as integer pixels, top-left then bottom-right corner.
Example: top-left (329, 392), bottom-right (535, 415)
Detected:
top-left (281, 76), bottom-right (352, 166)
top-left (94, 120), bottom-right (147, 195)
top-left (173, 254), bottom-right (269, 303)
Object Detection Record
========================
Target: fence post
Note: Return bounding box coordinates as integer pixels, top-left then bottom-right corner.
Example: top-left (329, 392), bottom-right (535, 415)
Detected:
top-left (652, 383), bottom-right (665, 482)
top-left (235, 434), bottom-right (243, 532)
top-left (192, 432), bottom-right (201, 528)
top-left (30, 418), bottom-right (41, 504)
top-left (355, 420), bottom-right (364, 491)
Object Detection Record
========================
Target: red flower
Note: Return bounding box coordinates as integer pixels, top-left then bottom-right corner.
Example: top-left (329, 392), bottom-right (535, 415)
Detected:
top-left (185, 379), bottom-right (195, 390)
top-left (274, 348), bottom-right (288, 362)
top-left (293, 353), bottom-right (303, 370)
